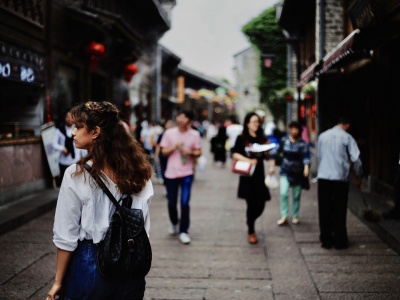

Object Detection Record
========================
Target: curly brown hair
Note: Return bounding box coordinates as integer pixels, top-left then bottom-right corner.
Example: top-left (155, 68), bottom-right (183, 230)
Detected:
top-left (71, 101), bottom-right (152, 194)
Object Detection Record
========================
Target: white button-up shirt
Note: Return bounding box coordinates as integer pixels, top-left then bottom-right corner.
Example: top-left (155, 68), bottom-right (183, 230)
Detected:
top-left (53, 164), bottom-right (153, 251)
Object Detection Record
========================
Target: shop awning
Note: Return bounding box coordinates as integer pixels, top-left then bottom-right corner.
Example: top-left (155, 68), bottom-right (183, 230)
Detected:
top-left (297, 29), bottom-right (364, 86)
top-left (298, 61), bottom-right (319, 87)
top-left (320, 29), bottom-right (361, 73)
top-left (297, 21), bottom-right (400, 86)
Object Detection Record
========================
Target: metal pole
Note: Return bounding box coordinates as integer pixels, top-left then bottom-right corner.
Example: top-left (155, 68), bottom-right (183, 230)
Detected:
top-left (287, 44), bottom-right (292, 124)
top-left (155, 44), bottom-right (162, 122)
top-left (296, 43), bottom-right (302, 124)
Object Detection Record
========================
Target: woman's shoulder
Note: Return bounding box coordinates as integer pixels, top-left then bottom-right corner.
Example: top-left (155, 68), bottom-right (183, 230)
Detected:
top-left (63, 164), bottom-right (87, 185)
top-left (132, 180), bottom-right (154, 204)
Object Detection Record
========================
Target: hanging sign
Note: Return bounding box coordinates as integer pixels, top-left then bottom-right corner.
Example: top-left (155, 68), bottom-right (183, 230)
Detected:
top-left (0, 41), bottom-right (45, 86)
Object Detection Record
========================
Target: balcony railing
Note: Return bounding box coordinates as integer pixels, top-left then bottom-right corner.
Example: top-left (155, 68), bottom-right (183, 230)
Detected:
top-left (0, 0), bottom-right (45, 27)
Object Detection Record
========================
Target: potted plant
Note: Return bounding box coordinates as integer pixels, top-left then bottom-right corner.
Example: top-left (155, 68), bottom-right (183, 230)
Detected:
top-left (302, 83), bottom-right (316, 101)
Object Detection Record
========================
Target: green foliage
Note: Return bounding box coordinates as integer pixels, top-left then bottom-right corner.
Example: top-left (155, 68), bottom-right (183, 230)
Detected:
top-left (302, 82), bottom-right (316, 96)
top-left (242, 6), bottom-right (287, 121)
top-left (280, 87), bottom-right (294, 98)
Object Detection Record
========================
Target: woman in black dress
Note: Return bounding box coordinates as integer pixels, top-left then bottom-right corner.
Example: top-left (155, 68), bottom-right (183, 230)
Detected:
top-left (232, 112), bottom-right (271, 244)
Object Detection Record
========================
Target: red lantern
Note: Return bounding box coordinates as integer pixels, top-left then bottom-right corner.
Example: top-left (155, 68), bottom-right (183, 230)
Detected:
top-left (304, 94), bottom-right (313, 101)
top-left (86, 42), bottom-right (105, 71)
top-left (285, 94), bottom-right (293, 102)
top-left (124, 63), bottom-right (138, 82)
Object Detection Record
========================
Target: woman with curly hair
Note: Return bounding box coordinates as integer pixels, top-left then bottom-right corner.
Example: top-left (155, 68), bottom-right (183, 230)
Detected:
top-left (231, 112), bottom-right (271, 244)
top-left (47, 101), bottom-right (153, 300)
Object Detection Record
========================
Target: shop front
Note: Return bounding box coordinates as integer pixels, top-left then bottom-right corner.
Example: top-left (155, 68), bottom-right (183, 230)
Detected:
top-left (0, 40), bottom-right (48, 205)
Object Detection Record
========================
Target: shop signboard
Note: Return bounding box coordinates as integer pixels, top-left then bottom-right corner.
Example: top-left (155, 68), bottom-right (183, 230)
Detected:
top-left (0, 41), bottom-right (45, 87)
top-left (40, 122), bottom-right (60, 178)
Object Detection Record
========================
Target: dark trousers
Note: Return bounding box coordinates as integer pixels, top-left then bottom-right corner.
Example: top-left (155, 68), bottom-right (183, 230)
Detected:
top-left (245, 198), bottom-right (266, 234)
top-left (165, 175), bottom-right (193, 234)
top-left (318, 179), bottom-right (349, 247)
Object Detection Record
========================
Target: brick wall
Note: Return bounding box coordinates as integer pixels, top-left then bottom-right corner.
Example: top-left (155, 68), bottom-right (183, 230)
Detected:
top-left (322, 0), bottom-right (344, 56)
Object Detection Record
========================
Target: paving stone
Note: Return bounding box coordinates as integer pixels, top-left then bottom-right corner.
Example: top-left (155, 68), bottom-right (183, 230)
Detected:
top-left (314, 272), bottom-right (400, 293)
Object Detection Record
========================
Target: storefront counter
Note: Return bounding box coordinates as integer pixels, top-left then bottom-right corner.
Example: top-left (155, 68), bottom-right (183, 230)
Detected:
top-left (0, 136), bottom-right (41, 146)
top-left (0, 137), bottom-right (47, 206)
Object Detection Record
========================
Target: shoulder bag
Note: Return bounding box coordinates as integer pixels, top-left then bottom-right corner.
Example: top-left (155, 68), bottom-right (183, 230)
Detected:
top-left (84, 163), bottom-right (152, 280)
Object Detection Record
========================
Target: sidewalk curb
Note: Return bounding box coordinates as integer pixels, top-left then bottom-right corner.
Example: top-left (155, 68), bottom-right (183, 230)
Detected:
top-left (348, 185), bottom-right (400, 255)
top-left (0, 189), bottom-right (58, 236)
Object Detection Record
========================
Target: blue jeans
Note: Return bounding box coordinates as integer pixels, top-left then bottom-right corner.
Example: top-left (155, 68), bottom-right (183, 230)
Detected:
top-left (165, 175), bottom-right (193, 233)
top-left (62, 240), bottom-right (145, 300)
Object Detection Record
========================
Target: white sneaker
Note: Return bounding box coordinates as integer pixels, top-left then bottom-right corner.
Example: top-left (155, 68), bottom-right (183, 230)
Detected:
top-left (179, 232), bottom-right (191, 244)
top-left (168, 224), bottom-right (178, 235)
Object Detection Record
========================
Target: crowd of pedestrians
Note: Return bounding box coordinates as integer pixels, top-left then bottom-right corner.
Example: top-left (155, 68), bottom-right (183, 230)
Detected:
top-left (49, 102), bottom-right (388, 299)
top-left (123, 110), bottom-right (367, 250)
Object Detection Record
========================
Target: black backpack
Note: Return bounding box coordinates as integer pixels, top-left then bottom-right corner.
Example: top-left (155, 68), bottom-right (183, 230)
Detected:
top-left (84, 163), bottom-right (152, 280)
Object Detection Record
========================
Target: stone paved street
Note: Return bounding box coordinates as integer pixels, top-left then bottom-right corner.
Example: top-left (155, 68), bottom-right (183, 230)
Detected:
top-left (1, 148), bottom-right (400, 299)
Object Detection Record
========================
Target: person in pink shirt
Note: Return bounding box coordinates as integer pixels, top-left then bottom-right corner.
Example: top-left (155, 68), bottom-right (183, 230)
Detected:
top-left (160, 110), bottom-right (202, 244)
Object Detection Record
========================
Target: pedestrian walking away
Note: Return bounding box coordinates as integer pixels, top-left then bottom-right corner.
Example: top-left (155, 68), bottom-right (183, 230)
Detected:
top-left (269, 121), bottom-right (310, 226)
top-left (210, 124), bottom-right (227, 167)
top-left (47, 101), bottom-right (154, 300)
top-left (232, 112), bottom-right (271, 245)
top-left (317, 116), bottom-right (363, 250)
top-left (160, 110), bottom-right (202, 244)
top-left (154, 119), bottom-right (175, 193)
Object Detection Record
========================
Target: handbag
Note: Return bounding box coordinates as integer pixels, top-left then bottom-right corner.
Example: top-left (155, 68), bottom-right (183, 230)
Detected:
top-left (302, 176), bottom-right (310, 190)
top-left (232, 160), bottom-right (255, 176)
top-left (84, 163), bottom-right (152, 280)
top-left (265, 174), bottom-right (279, 189)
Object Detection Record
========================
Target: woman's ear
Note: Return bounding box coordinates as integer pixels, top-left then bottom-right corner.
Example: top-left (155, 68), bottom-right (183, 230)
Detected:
top-left (92, 126), bottom-right (101, 140)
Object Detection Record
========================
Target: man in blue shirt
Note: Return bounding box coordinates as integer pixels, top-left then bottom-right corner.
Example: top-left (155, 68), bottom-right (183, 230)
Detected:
top-left (317, 117), bottom-right (362, 250)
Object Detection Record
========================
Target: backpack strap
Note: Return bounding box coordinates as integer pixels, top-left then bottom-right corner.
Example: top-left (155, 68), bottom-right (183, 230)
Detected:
top-left (84, 163), bottom-right (120, 208)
